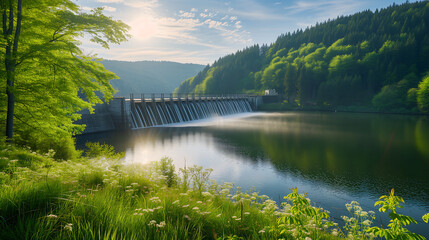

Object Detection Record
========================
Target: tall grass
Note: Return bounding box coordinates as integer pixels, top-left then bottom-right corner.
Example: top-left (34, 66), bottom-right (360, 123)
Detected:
top-left (0, 142), bottom-right (427, 239)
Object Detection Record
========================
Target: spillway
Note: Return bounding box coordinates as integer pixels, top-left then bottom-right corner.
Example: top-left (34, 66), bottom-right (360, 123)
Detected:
top-left (129, 98), bottom-right (253, 128)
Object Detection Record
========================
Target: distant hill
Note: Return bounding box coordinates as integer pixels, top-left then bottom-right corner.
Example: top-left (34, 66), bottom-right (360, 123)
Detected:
top-left (102, 60), bottom-right (204, 97)
top-left (175, 1), bottom-right (429, 113)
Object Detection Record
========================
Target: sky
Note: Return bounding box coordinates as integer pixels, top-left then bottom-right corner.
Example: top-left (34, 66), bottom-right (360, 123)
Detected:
top-left (74, 0), bottom-right (418, 65)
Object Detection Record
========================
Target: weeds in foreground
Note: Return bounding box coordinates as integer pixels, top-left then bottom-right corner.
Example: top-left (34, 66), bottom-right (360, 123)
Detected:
top-left (368, 189), bottom-right (425, 240)
top-left (0, 142), bottom-right (428, 239)
top-left (342, 201), bottom-right (375, 239)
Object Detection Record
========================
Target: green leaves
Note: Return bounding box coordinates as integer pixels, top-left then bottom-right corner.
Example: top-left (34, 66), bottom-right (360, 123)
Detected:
top-left (417, 74), bottom-right (429, 113)
top-left (1, 0), bottom-right (129, 156)
top-left (275, 188), bottom-right (333, 239)
top-left (423, 213), bottom-right (429, 224)
top-left (368, 189), bottom-right (425, 240)
top-left (374, 188), bottom-right (404, 213)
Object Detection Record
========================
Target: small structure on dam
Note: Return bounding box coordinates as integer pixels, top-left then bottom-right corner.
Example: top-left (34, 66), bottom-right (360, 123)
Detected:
top-left (78, 93), bottom-right (257, 133)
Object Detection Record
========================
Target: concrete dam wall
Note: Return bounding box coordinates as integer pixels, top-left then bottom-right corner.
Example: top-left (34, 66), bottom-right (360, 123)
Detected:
top-left (77, 95), bottom-right (257, 134)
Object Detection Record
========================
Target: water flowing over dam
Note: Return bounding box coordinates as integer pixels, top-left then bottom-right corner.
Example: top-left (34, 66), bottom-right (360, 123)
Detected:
top-left (129, 94), bottom-right (254, 128)
top-left (78, 93), bottom-right (258, 133)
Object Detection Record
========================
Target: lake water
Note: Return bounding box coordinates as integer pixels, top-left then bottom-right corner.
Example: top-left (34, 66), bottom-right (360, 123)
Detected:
top-left (76, 111), bottom-right (429, 237)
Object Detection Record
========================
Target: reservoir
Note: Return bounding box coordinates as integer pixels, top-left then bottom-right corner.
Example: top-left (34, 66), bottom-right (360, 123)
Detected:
top-left (77, 111), bottom-right (429, 237)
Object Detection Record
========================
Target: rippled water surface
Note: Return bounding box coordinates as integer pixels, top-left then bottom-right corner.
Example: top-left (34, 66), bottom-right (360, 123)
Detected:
top-left (77, 112), bottom-right (429, 236)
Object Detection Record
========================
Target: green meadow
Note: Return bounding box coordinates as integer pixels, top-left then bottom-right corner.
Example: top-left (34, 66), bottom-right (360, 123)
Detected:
top-left (1, 142), bottom-right (427, 240)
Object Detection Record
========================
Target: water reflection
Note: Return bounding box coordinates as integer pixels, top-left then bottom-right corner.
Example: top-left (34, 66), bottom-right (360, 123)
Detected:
top-left (76, 112), bottom-right (429, 237)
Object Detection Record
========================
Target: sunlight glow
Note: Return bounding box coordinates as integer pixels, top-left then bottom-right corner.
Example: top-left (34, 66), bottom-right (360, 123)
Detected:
top-left (128, 14), bottom-right (160, 41)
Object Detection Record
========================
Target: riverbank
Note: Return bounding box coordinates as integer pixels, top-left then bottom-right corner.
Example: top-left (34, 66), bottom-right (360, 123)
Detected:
top-left (257, 102), bottom-right (427, 116)
top-left (0, 142), bottom-right (427, 239)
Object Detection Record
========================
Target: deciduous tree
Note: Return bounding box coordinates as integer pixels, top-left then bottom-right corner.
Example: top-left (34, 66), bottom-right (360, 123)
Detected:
top-left (1, 0), bottom-right (129, 158)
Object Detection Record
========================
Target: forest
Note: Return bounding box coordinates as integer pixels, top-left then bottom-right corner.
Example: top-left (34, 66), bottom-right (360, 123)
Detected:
top-left (175, 1), bottom-right (429, 113)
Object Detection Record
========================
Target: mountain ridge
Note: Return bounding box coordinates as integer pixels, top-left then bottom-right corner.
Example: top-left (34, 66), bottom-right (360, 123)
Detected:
top-left (102, 60), bottom-right (205, 97)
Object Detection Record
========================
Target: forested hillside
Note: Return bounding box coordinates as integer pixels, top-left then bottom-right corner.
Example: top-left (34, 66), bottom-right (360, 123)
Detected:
top-left (102, 60), bottom-right (204, 96)
top-left (175, 1), bottom-right (429, 113)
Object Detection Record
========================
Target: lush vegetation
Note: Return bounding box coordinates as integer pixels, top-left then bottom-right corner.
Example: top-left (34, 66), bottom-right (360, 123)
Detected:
top-left (175, 1), bottom-right (429, 114)
top-left (1, 1), bottom-right (428, 239)
top-left (102, 60), bottom-right (204, 97)
top-left (0, 142), bottom-right (428, 239)
top-left (0, 0), bottom-right (129, 159)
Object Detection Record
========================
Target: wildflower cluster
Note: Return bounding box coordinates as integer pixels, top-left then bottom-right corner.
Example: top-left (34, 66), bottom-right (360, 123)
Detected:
top-left (273, 188), bottom-right (333, 239)
top-left (342, 201), bottom-right (375, 239)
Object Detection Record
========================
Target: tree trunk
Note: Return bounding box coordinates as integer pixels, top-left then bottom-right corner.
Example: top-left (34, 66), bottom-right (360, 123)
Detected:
top-left (3, 0), bottom-right (22, 142)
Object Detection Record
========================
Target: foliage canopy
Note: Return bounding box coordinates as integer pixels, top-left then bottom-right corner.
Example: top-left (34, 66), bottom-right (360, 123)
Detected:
top-left (1, 0), bottom-right (129, 158)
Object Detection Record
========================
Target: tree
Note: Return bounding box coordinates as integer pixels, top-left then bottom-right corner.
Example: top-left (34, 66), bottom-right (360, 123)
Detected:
top-left (1, 0), bottom-right (129, 157)
top-left (2, 0), bottom-right (22, 142)
top-left (417, 74), bottom-right (429, 113)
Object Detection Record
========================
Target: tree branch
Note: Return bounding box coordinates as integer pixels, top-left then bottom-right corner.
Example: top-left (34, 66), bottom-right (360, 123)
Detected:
top-left (7, 0), bottom-right (13, 35)
top-left (2, 9), bottom-right (7, 36)
top-left (12, 0), bottom-right (22, 59)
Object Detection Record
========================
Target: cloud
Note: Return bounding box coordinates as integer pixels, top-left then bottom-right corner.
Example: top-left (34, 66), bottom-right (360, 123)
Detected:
top-left (88, 44), bottom-right (241, 64)
top-left (180, 12), bottom-right (195, 18)
top-left (203, 19), bottom-right (228, 29)
top-left (235, 21), bottom-right (242, 29)
top-left (81, 2), bottom-right (253, 64)
top-left (124, 0), bottom-right (158, 9)
top-left (103, 6), bottom-right (117, 12)
top-left (81, 6), bottom-right (92, 11)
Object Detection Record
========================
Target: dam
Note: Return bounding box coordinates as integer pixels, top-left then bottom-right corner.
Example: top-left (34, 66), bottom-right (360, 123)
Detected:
top-left (78, 93), bottom-right (258, 133)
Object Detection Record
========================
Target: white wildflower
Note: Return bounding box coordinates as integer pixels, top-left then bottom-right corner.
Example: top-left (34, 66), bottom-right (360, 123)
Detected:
top-left (64, 223), bottom-right (73, 232)
top-left (149, 197), bottom-right (161, 203)
top-left (202, 192), bottom-right (213, 198)
top-left (220, 189), bottom-right (230, 195)
top-left (46, 214), bottom-right (58, 218)
top-left (156, 221), bottom-right (166, 228)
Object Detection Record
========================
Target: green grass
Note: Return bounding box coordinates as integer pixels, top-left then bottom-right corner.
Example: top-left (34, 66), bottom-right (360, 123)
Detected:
top-left (0, 142), bottom-right (427, 239)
